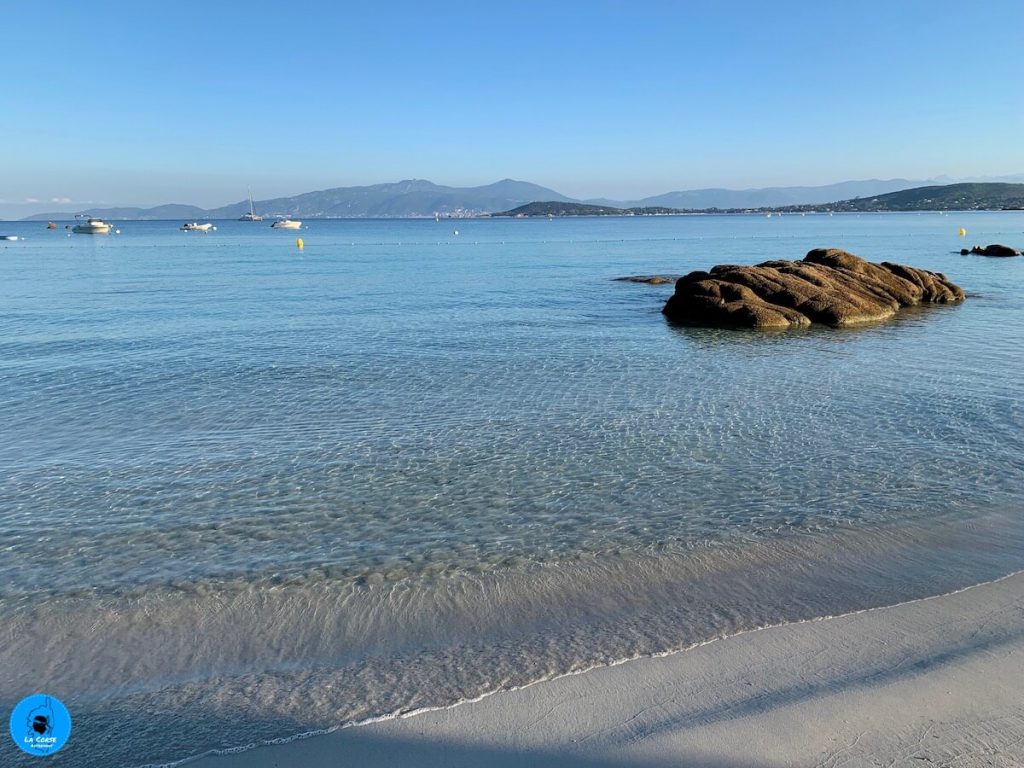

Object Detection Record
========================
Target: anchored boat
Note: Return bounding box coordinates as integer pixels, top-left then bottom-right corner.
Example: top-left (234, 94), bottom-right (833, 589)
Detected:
top-left (71, 216), bottom-right (112, 234)
top-left (238, 187), bottom-right (263, 222)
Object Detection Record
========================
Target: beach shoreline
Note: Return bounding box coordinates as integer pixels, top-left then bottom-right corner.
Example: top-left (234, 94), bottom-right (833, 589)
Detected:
top-left (187, 570), bottom-right (1024, 768)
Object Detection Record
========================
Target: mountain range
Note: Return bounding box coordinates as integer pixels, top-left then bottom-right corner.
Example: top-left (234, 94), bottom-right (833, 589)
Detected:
top-left (20, 175), bottom-right (1024, 221)
top-left (594, 179), bottom-right (924, 209)
top-left (23, 180), bottom-right (571, 221)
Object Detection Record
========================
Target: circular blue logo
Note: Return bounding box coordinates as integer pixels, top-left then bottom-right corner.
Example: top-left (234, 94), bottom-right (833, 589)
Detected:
top-left (9, 694), bottom-right (71, 756)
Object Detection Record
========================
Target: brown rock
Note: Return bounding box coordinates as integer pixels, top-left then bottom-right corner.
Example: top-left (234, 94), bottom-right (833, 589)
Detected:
top-left (662, 248), bottom-right (965, 329)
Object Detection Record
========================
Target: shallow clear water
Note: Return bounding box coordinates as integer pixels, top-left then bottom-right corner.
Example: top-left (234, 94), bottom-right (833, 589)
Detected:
top-left (1, 213), bottom-right (1022, 766)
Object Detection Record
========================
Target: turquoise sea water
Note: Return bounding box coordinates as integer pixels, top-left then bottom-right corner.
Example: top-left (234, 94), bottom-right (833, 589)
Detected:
top-left (1, 213), bottom-right (1023, 767)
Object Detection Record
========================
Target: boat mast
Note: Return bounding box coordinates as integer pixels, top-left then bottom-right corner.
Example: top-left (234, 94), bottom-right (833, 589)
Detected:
top-left (247, 186), bottom-right (256, 217)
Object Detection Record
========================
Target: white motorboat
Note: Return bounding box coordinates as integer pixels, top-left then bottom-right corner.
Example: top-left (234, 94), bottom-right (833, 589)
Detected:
top-left (1, 235), bottom-right (18, 241)
top-left (270, 218), bottom-right (302, 230)
top-left (71, 217), bottom-right (112, 234)
top-left (238, 187), bottom-right (263, 221)
top-left (181, 222), bottom-right (214, 232)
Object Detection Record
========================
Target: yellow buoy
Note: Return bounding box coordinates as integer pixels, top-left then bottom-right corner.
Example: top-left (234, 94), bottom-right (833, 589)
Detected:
top-left (296, 237), bottom-right (304, 249)
top-left (958, 228), bottom-right (966, 237)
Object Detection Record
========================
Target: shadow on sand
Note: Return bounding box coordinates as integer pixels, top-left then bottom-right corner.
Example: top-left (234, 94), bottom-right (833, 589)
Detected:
top-left (183, 728), bottom-right (783, 768)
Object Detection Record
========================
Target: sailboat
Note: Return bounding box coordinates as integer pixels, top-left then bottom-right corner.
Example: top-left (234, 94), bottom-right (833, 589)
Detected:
top-left (238, 187), bottom-right (263, 222)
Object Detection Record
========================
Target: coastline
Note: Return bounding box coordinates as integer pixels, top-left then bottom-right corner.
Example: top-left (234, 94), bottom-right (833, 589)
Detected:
top-left (187, 570), bottom-right (1024, 768)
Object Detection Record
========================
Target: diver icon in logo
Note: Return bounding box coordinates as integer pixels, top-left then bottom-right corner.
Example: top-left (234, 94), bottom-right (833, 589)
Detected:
top-left (9, 694), bottom-right (71, 756)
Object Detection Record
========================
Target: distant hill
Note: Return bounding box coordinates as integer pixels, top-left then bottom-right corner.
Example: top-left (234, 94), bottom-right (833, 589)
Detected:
top-left (209, 179), bottom-right (572, 218)
top-left (781, 182), bottom-right (1024, 212)
top-left (26, 179), bottom-right (572, 221)
top-left (25, 203), bottom-right (207, 221)
top-left (621, 179), bottom-right (925, 210)
top-left (493, 201), bottom-right (687, 217)
top-left (494, 202), bottom-right (632, 217)
top-left (502, 184), bottom-right (1024, 216)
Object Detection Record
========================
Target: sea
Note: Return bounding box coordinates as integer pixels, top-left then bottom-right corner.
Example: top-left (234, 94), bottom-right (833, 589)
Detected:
top-left (1, 212), bottom-right (1022, 767)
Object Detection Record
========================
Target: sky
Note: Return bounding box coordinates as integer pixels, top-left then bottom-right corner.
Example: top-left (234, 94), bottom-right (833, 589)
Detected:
top-left (2, 0), bottom-right (1023, 217)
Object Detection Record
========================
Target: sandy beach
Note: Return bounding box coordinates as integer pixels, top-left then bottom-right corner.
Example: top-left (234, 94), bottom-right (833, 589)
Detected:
top-left (187, 571), bottom-right (1024, 768)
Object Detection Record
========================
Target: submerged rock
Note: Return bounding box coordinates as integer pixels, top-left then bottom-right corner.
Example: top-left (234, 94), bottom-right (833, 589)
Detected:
top-left (614, 275), bottom-right (680, 284)
top-left (960, 244), bottom-right (1021, 257)
top-left (662, 248), bottom-right (965, 329)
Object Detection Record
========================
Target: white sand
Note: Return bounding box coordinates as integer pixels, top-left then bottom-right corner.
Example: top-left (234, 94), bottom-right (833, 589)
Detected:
top-left (189, 571), bottom-right (1024, 768)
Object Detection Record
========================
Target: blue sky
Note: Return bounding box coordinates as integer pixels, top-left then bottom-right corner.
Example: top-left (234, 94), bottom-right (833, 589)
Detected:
top-left (2, 0), bottom-right (1022, 215)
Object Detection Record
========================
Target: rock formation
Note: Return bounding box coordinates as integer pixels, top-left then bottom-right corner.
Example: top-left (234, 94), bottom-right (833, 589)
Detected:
top-left (614, 275), bottom-right (679, 284)
top-left (662, 248), bottom-right (965, 329)
top-left (960, 244), bottom-right (1021, 257)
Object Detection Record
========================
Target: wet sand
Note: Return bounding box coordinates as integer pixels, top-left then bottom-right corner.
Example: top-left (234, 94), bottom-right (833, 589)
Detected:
top-left (188, 570), bottom-right (1024, 768)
